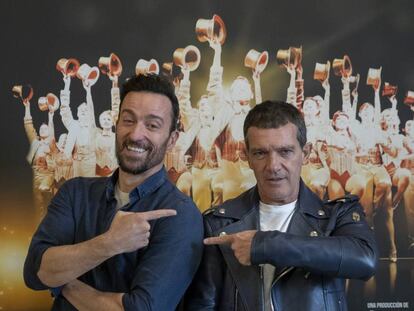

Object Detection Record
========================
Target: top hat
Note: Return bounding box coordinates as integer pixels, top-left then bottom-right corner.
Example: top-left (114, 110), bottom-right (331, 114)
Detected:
top-left (276, 46), bottom-right (301, 68)
top-left (382, 82), bottom-right (398, 97)
top-left (332, 55), bottom-right (352, 77)
top-left (76, 64), bottom-right (100, 86)
top-left (38, 93), bottom-right (60, 112)
top-left (196, 14), bottom-right (227, 45)
top-left (173, 45), bottom-right (201, 71)
top-left (47, 93), bottom-right (60, 112)
top-left (56, 58), bottom-right (80, 77)
top-left (313, 61), bottom-right (331, 81)
top-left (98, 53), bottom-right (123, 76)
top-left (404, 90), bottom-right (414, 106)
top-left (37, 97), bottom-right (48, 111)
top-left (135, 59), bottom-right (160, 76)
top-left (12, 84), bottom-right (33, 102)
top-left (244, 49), bottom-right (269, 74)
top-left (366, 67), bottom-right (382, 88)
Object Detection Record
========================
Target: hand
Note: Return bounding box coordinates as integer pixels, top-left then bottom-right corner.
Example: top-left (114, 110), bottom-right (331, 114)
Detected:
top-left (108, 74), bottom-right (119, 87)
top-left (105, 209), bottom-right (177, 255)
top-left (286, 65), bottom-right (296, 77)
top-left (388, 95), bottom-right (397, 107)
top-left (182, 68), bottom-right (190, 82)
top-left (252, 69), bottom-right (260, 81)
top-left (322, 77), bottom-right (330, 90)
top-left (82, 79), bottom-right (91, 91)
top-left (208, 38), bottom-right (221, 53)
top-left (204, 230), bottom-right (257, 265)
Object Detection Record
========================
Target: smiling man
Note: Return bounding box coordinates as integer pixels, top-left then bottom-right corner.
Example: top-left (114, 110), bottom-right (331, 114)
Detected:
top-left (24, 74), bottom-right (204, 311)
top-left (185, 101), bottom-right (378, 311)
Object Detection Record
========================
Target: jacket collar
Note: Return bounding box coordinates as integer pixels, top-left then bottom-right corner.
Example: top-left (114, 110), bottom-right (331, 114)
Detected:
top-left (211, 179), bottom-right (325, 222)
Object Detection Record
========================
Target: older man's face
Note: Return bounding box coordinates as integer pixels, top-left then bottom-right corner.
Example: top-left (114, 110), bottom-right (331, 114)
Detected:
top-left (246, 123), bottom-right (308, 205)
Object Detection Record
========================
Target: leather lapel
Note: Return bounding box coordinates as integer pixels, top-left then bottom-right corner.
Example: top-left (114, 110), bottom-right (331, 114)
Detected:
top-left (274, 181), bottom-right (325, 279)
top-left (213, 205), bottom-right (263, 311)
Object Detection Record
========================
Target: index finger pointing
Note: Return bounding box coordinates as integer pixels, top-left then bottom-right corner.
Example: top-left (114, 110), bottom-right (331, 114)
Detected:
top-left (204, 235), bottom-right (233, 245)
top-left (140, 209), bottom-right (177, 221)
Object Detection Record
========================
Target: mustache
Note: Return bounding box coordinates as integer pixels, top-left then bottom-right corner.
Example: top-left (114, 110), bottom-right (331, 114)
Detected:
top-left (264, 172), bottom-right (285, 179)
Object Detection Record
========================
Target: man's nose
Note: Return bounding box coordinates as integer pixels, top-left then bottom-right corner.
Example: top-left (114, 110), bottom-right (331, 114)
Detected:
top-left (266, 152), bottom-right (281, 172)
top-left (128, 122), bottom-right (147, 141)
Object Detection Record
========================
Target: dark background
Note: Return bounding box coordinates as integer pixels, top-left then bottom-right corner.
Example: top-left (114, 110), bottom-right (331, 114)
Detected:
top-left (1, 0), bottom-right (413, 309)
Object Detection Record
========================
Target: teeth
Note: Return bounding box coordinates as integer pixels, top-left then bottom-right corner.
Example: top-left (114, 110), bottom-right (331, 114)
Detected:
top-left (126, 145), bottom-right (147, 153)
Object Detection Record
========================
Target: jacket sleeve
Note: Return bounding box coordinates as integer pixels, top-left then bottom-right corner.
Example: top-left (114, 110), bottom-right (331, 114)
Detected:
top-left (184, 215), bottom-right (225, 311)
top-left (122, 199), bottom-right (204, 311)
top-left (251, 200), bottom-right (378, 280)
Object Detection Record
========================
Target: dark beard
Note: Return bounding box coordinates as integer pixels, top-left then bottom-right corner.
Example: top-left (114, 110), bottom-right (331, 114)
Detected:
top-left (115, 135), bottom-right (169, 175)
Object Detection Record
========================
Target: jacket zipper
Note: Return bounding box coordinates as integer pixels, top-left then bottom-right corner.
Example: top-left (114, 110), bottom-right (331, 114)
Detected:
top-left (260, 265), bottom-right (265, 311)
top-left (235, 287), bottom-right (238, 310)
top-left (270, 267), bottom-right (295, 311)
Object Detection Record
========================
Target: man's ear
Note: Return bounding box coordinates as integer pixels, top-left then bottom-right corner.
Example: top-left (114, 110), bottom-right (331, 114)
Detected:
top-left (167, 130), bottom-right (179, 151)
top-left (302, 142), bottom-right (311, 164)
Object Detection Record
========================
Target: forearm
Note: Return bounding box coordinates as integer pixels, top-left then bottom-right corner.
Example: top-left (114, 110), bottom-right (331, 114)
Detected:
top-left (38, 233), bottom-right (114, 287)
top-left (63, 279), bottom-right (124, 311)
top-left (251, 225), bottom-right (377, 279)
top-left (253, 76), bottom-right (262, 106)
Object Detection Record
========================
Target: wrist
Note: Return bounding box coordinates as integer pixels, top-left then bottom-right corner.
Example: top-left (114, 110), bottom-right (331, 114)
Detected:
top-left (95, 232), bottom-right (118, 258)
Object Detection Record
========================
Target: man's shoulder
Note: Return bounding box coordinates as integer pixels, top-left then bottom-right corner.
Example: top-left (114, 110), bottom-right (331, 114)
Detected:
top-left (322, 194), bottom-right (362, 218)
top-left (59, 176), bottom-right (109, 194)
top-left (163, 181), bottom-right (201, 215)
top-left (202, 188), bottom-right (256, 223)
top-left (63, 176), bottom-right (108, 186)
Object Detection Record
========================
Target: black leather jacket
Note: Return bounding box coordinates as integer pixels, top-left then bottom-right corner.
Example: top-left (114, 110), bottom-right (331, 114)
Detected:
top-left (185, 181), bottom-right (378, 311)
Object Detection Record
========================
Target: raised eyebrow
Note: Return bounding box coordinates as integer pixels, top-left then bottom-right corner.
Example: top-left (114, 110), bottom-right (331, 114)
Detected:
top-left (120, 108), bottom-right (135, 117)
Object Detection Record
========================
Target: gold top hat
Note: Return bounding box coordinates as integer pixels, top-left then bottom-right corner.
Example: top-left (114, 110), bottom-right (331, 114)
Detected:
top-left (12, 84), bottom-right (33, 102)
top-left (332, 55), bottom-right (352, 77)
top-left (195, 14), bottom-right (227, 45)
top-left (163, 62), bottom-right (173, 73)
top-left (366, 67), bottom-right (382, 87)
top-left (47, 93), bottom-right (60, 112)
top-left (244, 49), bottom-right (269, 74)
top-left (382, 82), bottom-right (398, 97)
top-left (276, 46), bottom-right (301, 68)
top-left (76, 64), bottom-right (100, 86)
top-left (38, 93), bottom-right (60, 112)
top-left (404, 90), bottom-right (414, 106)
top-left (135, 59), bottom-right (160, 76)
top-left (38, 97), bottom-right (48, 111)
top-left (162, 62), bottom-right (183, 80)
top-left (276, 48), bottom-right (293, 67)
top-left (98, 53), bottom-right (123, 76)
top-left (291, 46), bottom-right (302, 67)
top-left (173, 45), bottom-right (201, 71)
top-left (56, 58), bottom-right (80, 77)
top-left (313, 61), bottom-right (331, 81)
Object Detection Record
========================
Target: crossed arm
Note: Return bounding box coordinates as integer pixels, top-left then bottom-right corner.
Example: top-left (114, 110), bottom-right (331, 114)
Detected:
top-left (24, 181), bottom-right (200, 310)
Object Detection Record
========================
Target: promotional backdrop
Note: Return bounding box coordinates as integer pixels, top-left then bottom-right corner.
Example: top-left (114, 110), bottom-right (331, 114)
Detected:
top-left (1, 1), bottom-right (414, 310)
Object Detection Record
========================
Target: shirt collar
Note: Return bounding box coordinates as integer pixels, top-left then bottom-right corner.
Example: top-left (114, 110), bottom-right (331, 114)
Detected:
top-left (106, 167), bottom-right (168, 203)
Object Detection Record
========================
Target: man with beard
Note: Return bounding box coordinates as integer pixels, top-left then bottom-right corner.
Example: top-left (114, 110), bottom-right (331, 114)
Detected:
top-left (185, 101), bottom-right (377, 311)
top-left (24, 74), bottom-right (204, 310)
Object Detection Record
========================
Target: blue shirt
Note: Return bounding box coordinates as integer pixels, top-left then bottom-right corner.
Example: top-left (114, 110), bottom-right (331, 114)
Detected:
top-left (23, 168), bottom-right (204, 310)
